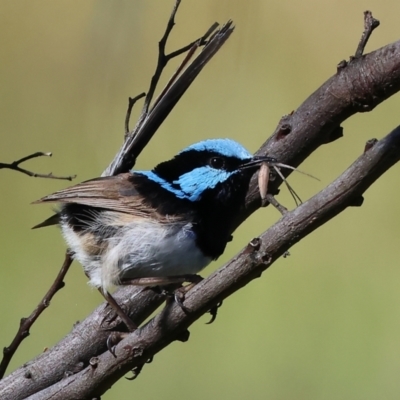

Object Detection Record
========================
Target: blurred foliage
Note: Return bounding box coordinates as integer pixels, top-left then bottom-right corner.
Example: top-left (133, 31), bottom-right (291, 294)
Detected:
top-left (1, 1), bottom-right (400, 399)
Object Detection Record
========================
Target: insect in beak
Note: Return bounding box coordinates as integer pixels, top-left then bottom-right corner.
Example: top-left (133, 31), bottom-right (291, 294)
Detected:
top-left (258, 162), bottom-right (270, 200)
top-left (256, 158), bottom-right (319, 206)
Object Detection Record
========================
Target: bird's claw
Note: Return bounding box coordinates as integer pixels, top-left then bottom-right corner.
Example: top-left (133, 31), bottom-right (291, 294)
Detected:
top-left (125, 356), bottom-right (154, 381)
top-left (106, 331), bottom-right (129, 357)
top-left (206, 300), bottom-right (223, 324)
top-left (174, 289), bottom-right (190, 313)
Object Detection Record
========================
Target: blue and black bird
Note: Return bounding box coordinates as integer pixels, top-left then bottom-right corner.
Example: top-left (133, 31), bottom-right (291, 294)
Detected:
top-left (34, 139), bottom-right (274, 329)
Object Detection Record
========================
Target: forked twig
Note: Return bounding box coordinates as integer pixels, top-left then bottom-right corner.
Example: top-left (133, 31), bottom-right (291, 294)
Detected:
top-left (0, 152), bottom-right (76, 181)
top-left (141, 0), bottom-right (217, 115)
top-left (122, 1), bottom-right (218, 142)
top-left (125, 93), bottom-right (146, 135)
top-left (355, 10), bottom-right (380, 58)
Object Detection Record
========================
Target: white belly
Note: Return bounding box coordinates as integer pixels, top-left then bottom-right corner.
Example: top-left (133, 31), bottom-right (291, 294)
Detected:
top-left (62, 219), bottom-right (211, 291)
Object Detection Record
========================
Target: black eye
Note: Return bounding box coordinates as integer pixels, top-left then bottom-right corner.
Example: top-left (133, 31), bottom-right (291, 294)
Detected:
top-left (209, 157), bottom-right (225, 169)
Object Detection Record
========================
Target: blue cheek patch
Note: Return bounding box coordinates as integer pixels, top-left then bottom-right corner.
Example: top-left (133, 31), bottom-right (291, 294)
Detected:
top-left (136, 168), bottom-right (236, 202)
top-left (174, 166), bottom-right (233, 201)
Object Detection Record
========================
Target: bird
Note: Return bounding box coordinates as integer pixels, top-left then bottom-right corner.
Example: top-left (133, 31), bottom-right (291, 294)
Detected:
top-left (33, 138), bottom-right (275, 330)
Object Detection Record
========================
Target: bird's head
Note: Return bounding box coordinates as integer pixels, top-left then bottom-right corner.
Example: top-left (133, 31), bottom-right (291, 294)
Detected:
top-left (136, 139), bottom-right (274, 207)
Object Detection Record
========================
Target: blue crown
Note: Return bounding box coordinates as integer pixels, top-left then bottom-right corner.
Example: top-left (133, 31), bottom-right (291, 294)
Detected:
top-left (180, 138), bottom-right (252, 160)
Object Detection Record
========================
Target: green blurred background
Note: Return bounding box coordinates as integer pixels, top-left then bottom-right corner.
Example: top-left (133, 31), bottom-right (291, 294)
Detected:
top-left (1, 1), bottom-right (400, 398)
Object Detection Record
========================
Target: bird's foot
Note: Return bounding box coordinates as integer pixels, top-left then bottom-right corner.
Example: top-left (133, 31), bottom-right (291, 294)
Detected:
top-left (106, 331), bottom-right (130, 358)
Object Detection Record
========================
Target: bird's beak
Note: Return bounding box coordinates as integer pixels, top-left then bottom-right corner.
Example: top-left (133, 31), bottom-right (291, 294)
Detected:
top-left (239, 155), bottom-right (277, 171)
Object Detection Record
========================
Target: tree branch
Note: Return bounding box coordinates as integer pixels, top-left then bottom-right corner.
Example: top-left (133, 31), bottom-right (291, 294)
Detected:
top-left (242, 36), bottom-right (400, 222)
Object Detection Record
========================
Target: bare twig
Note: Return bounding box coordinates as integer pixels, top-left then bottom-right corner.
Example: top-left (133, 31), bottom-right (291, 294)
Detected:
top-left (141, 1), bottom-right (217, 114)
top-left (0, 253), bottom-right (73, 379)
top-left (355, 10), bottom-right (380, 58)
top-left (166, 22), bottom-right (219, 59)
top-left (124, 93), bottom-right (146, 135)
top-left (140, 0), bottom-right (182, 115)
top-left (0, 152), bottom-right (76, 181)
top-left (265, 194), bottom-right (288, 215)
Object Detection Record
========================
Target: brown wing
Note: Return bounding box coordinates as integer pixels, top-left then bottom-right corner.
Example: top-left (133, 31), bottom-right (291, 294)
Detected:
top-left (33, 172), bottom-right (188, 229)
top-left (34, 173), bottom-right (149, 216)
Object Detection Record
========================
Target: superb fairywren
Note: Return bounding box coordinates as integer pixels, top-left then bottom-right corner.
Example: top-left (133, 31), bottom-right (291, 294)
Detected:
top-left (34, 139), bottom-right (274, 329)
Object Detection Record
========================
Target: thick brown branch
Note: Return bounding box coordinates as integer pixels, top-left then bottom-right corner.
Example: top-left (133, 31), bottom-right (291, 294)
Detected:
top-left (242, 37), bottom-right (400, 223)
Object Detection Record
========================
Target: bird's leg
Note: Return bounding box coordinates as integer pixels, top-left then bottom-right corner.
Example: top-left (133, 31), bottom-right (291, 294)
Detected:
top-left (100, 289), bottom-right (137, 331)
top-left (99, 289), bottom-right (137, 357)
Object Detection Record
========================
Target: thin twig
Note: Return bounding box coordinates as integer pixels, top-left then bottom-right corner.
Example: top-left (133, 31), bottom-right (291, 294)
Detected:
top-left (141, 0), bottom-right (182, 114)
top-left (150, 41), bottom-right (200, 112)
top-left (141, 0), bottom-right (218, 115)
top-left (0, 253), bottom-right (73, 379)
top-left (354, 10), bottom-right (380, 58)
top-left (152, 21), bottom-right (220, 109)
top-left (124, 93), bottom-right (146, 135)
top-left (265, 194), bottom-right (288, 215)
top-left (0, 152), bottom-right (76, 181)
top-left (166, 22), bottom-right (219, 60)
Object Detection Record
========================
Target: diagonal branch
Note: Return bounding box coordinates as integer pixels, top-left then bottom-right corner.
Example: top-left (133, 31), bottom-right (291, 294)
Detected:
top-left (140, 0), bottom-right (217, 115)
top-left (242, 36), bottom-right (400, 223)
